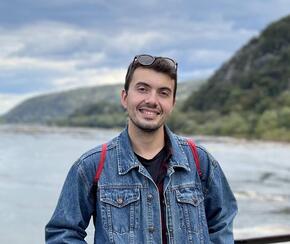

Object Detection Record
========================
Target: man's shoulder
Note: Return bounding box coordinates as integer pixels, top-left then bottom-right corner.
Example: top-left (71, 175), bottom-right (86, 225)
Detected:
top-left (169, 132), bottom-right (207, 152)
top-left (170, 131), bottom-right (217, 167)
top-left (77, 134), bottom-right (119, 167)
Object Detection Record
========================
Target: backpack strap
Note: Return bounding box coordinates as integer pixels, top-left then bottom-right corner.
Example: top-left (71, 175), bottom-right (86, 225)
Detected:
top-left (92, 143), bottom-right (107, 220)
top-left (187, 139), bottom-right (202, 177)
top-left (93, 143), bottom-right (107, 184)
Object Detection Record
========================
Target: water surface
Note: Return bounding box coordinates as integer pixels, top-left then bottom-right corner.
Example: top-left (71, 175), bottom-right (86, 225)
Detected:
top-left (0, 125), bottom-right (289, 243)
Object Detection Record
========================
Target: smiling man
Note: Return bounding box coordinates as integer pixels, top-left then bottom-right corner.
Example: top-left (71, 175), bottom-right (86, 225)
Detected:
top-left (45, 54), bottom-right (238, 244)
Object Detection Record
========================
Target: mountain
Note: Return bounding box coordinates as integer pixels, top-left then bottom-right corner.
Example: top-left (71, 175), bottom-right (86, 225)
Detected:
top-left (184, 14), bottom-right (290, 114)
top-left (2, 80), bottom-right (202, 125)
top-left (2, 84), bottom-right (123, 124)
top-left (181, 15), bottom-right (290, 141)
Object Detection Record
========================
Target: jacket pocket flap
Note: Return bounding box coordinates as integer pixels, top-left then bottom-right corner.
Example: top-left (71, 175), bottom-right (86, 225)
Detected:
top-left (175, 186), bottom-right (204, 206)
top-left (100, 187), bottom-right (140, 208)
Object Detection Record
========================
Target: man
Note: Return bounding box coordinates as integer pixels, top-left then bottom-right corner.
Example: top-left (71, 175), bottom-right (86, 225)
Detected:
top-left (45, 54), bottom-right (238, 243)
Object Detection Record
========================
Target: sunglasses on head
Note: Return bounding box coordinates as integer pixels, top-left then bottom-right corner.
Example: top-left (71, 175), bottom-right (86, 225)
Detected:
top-left (133, 54), bottom-right (178, 71)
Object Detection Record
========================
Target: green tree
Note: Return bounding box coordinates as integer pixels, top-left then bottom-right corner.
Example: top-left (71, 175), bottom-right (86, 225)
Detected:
top-left (255, 110), bottom-right (279, 138)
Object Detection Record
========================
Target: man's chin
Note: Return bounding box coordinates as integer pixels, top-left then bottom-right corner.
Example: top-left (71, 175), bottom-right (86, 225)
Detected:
top-left (130, 119), bottom-right (163, 133)
top-left (137, 123), bottom-right (161, 133)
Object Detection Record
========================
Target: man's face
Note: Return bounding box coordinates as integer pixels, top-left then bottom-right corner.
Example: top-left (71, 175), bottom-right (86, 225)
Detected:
top-left (121, 67), bottom-right (176, 133)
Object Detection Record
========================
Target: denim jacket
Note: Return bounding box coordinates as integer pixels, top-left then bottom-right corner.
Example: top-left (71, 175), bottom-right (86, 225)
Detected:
top-left (45, 126), bottom-right (237, 244)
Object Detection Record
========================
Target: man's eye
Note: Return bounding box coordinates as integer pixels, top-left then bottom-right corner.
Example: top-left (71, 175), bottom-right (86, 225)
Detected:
top-left (137, 87), bottom-right (147, 92)
top-left (160, 90), bottom-right (170, 97)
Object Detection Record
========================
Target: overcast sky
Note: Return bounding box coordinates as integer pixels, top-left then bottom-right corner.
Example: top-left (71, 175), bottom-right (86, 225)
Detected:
top-left (1, 0), bottom-right (290, 114)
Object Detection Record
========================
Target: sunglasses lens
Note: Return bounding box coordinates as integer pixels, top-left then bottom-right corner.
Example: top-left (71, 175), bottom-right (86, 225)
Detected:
top-left (134, 54), bottom-right (177, 71)
top-left (136, 55), bottom-right (155, 65)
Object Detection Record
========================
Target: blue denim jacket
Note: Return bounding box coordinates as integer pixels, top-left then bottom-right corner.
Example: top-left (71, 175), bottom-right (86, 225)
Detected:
top-left (45, 126), bottom-right (237, 243)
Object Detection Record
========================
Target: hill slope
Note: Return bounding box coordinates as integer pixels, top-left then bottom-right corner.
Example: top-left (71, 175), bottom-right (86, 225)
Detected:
top-left (181, 15), bottom-right (290, 141)
top-left (2, 84), bottom-right (123, 124)
top-left (184, 15), bottom-right (290, 114)
top-left (2, 81), bottom-right (201, 125)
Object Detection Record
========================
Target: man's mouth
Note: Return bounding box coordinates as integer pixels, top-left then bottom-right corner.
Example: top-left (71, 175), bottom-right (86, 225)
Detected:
top-left (139, 108), bottom-right (161, 117)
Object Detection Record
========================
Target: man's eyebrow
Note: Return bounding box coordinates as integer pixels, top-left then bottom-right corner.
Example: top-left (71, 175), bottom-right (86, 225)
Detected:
top-left (159, 87), bottom-right (172, 91)
top-left (135, 81), bottom-right (172, 92)
top-left (135, 81), bottom-right (150, 87)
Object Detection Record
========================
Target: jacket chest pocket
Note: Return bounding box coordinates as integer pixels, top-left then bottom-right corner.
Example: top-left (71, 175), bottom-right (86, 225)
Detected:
top-left (175, 186), bottom-right (206, 234)
top-left (100, 187), bottom-right (140, 234)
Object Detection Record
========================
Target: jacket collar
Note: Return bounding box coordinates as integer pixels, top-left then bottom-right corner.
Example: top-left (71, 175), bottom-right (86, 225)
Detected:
top-left (164, 126), bottom-right (190, 171)
top-left (116, 125), bottom-right (190, 175)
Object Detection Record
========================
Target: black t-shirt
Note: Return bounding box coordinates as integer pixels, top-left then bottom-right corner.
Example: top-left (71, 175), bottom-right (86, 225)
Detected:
top-left (135, 146), bottom-right (167, 184)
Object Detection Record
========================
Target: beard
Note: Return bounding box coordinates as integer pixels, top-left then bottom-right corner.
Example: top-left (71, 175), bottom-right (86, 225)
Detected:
top-left (128, 116), bottom-right (164, 133)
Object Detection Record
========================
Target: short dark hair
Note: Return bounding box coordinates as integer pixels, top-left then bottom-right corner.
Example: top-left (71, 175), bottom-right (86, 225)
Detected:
top-left (124, 56), bottom-right (178, 99)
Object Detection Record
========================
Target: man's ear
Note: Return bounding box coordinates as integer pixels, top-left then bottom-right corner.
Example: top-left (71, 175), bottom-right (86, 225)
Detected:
top-left (120, 89), bottom-right (128, 109)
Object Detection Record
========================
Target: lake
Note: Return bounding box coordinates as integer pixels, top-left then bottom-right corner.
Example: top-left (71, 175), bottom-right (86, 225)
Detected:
top-left (0, 124), bottom-right (289, 243)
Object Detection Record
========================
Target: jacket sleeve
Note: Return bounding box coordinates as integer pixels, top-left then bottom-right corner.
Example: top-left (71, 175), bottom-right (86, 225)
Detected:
top-left (45, 159), bottom-right (94, 243)
top-left (199, 148), bottom-right (238, 244)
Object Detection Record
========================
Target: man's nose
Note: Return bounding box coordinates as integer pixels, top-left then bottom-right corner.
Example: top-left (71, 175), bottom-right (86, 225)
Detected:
top-left (145, 91), bottom-right (158, 105)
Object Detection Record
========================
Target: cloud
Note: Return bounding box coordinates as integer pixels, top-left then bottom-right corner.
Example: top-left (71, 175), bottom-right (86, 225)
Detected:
top-left (0, 22), bottom-right (106, 60)
top-left (107, 31), bottom-right (166, 53)
top-left (187, 49), bottom-right (232, 66)
top-left (0, 22), bottom-right (122, 94)
top-left (180, 68), bottom-right (215, 82)
top-left (51, 67), bottom-right (126, 90)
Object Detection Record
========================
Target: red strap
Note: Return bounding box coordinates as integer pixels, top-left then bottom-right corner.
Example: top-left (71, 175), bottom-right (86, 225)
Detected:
top-left (187, 139), bottom-right (202, 177)
top-left (94, 143), bottom-right (107, 183)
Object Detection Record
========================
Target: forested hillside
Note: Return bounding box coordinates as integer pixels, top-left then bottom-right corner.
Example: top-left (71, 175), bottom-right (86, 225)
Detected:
top-left (2, 84), bottom-right (123, 124)
top-left (178, 15), bottom-right (290, 141)
top-left (1, 81), bottom-right (201, 127)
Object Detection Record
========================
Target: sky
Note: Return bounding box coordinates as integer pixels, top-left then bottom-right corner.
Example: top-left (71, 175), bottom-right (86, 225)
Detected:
top-left (1, 0), bottom-right (290, 114)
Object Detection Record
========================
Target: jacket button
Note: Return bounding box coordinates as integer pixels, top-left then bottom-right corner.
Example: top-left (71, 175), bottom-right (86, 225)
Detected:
top-left (147, 194), bottom-right (153, 201)
top-left (117, 197), bottom-right (123, 205)
top-left (148, 226), bottom-right (155, 233)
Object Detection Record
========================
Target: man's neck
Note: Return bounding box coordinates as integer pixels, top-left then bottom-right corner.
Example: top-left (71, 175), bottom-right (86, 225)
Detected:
top-left (128, 123), bottom-right (165, 160)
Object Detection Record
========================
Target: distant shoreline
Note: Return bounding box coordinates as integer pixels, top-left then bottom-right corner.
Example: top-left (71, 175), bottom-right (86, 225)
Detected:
top-left (1, 123), bottom-right (290, 146)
